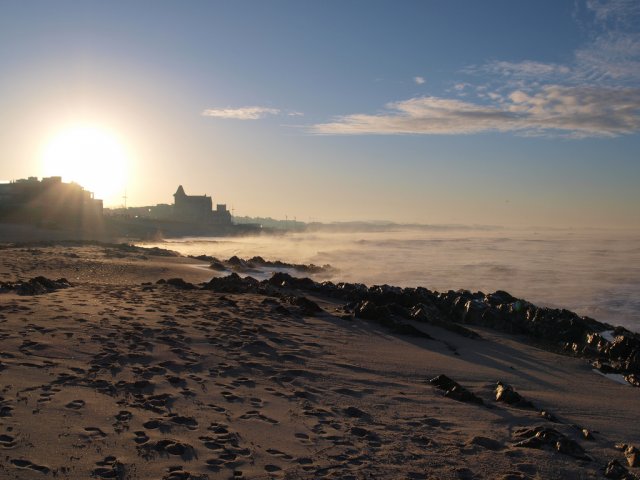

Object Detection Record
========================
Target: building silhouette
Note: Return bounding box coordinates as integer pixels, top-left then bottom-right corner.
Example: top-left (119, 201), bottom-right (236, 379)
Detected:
top-left (0, 176), bottom-right (103, 228)
top-left (121, 185), bottom-right (232, 227)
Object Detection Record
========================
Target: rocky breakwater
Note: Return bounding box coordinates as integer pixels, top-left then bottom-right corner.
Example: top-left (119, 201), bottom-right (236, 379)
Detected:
top-left (435, 289), bottom-right (640, 388)
top-left (194, 271), bottom-right (640, 388)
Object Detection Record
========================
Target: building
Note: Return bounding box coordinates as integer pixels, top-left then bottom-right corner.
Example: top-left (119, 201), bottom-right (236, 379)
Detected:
top-left (172, 185), bottom-right (232, 225)
top-left (0, 176), bottom-right (103, 228)
top-left (108, 185), bottom-right (232, 227)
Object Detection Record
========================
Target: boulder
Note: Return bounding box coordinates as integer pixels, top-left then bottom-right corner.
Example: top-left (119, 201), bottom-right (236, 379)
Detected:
top-left (514, 426), bottom-right (589, 460)
top-left (495, 382), bottom-right (534, 408)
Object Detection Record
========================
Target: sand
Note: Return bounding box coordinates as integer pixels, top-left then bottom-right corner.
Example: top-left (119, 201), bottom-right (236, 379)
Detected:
top-left (0, 242), bottom-right (638, 480)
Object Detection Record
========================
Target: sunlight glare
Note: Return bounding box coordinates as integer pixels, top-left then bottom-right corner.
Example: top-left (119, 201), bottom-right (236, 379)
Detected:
top-left (41, 125), bottom-right (129, 205)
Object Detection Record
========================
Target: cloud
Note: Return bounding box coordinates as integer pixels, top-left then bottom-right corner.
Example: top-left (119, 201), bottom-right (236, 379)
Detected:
top-left (311, 86), bottom-right (640, 138)
top-left (202, 106), bottom-right (280, 120)
top-left (586, 0), bottom-right (640, 24)
top-left (414, 76), bottom-right (426, 85)
top-left (466, 60), bottom-right (571, 80)
top-left (311, 1), bottom-right (640, 139)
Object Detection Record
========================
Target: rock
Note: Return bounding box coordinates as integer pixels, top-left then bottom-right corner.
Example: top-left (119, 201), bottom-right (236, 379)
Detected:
top-left (444, 385), bottom-right (484, 405)
top-left (354, 300), bottom-right (388, 321)
top-left (604, 459), bottom-right (633, 479)
top-left (625, 374), bottom-right (640, 387)
top-left (429, 374), bottom-right (483, 405)
top-left (625, 445), bottom-right (639, 467)
top-left (283, 295), bottom-right (322, 315)
top-left (540, 410), bottom-right (558, 422)
top-left (429, 374), bottom-right (459, 391)
top-left (165, 278), bottom-right (195, 290)
top-left (495, 382), bottom-right (534, 408)
top-left (0, 276), bottom-right (72, 295)
top-left (209, 260), bottom-right (227, 271)
top-left (202, 273), bottom-right (258, 293)
top-left (513, 426), bottom-right (589, 460)
top-left (581, 428), bottom-right (594, 440)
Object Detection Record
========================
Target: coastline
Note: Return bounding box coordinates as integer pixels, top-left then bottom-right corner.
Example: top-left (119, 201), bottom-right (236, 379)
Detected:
top-left (0, 242), bottom-right (638, 479)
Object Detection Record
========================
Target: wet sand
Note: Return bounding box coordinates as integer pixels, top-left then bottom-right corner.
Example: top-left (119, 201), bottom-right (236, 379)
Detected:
top-left (0, 242), bottom-right (638, 479)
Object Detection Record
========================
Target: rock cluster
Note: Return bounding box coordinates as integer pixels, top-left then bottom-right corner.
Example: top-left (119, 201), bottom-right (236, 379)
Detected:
top-left (513, 426), bottom-right (590, 460)
top-left (160, 271), bottom-right (640, 387)
top-left (187, 254), bottom-right (333, 275)
top-left (0, 276), bottom-right (71, 295)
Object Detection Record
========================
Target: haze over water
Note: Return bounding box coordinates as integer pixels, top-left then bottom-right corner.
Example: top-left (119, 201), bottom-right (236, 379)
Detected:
top-left (141, 226), bottom-right (640, 332)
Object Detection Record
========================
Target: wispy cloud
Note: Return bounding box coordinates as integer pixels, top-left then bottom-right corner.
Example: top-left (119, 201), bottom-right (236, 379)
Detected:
top-left (311, 87), bottom-right (640, 138)
top-left (414, 76), bottom-right (426, 85)
top-left (311, 0), bottom-right (640, 139)
top-left (586, 0), bottom-right (640, 24)
top-left (465, 61), bottom-right (571, 81)
top-left (202, 106), bottom-right (280, 120)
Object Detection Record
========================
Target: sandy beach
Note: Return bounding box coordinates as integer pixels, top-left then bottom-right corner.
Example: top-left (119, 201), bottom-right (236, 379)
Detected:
top-left (0, 242), bottom-right (638, 480)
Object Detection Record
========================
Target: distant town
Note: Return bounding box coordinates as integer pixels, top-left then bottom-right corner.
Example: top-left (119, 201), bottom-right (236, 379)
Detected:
top-left (0, 176), bottom-right (263, 239)
top-left (0, 176), bottom-right (418, 242)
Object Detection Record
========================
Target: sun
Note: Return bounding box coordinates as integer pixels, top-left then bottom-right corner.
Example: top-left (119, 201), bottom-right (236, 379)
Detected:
top-left (41, 125), bottom-right (130, 205)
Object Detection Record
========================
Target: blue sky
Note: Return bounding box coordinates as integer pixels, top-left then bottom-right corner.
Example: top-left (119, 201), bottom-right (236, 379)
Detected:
top-left (1, 0), bottom-right (639, 227)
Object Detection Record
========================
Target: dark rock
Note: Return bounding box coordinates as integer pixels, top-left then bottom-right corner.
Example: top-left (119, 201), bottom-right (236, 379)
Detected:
top-left (283, 295), bottom-right (322, 315)
top-left (604, 459), bottom-right (632, 479)
top-left (625, 374), bottom-right (640, 387)
top-left (429, 374), bottom-right (459, 391)
top-left (444, 385), bottom-right (484, 405)
top-left (495, 382), bottom-right (534, 408)
top-left (429, 374), bottom-right (483, 405)
top-left (165, 278), bottom-right (196, 290)
top-left (0, 276), bottom-right (72, 295)
top-left (540, 410), bottom-right (558, 422)
top-left (203, 273), bottom-right (258, 293)
top-left (625, 445), bottom-right (639, 468)
top-left (209, 261), bottom-right (227, 271)
top-left (514, 426), bottom-right (590, 460)
top-left (354, 300), bottom-right (390, 322)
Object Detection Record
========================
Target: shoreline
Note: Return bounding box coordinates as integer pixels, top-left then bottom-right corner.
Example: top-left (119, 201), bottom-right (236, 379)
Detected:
top-left (0, 242), bottom-right (638, 479)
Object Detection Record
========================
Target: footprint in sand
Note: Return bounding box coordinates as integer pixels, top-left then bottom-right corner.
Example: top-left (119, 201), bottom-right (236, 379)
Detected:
top-left (239, 410), bottom-right (278, 424)
top-left (83, 427), bottom-right (107, 439)
top-left (0, 433), bottom-right (17, 448)
top-left (221, 391), bottom-right (241, 402)
top-left (10, 459), bottom-right (50, 474)
top-left (133, 430), bottom-right (149, 444)
top-left (92, 456), bottom-right (124, 479)
top-left (65, 399), bottom-right (85, 409)
top-left (264, 464), bottom-right (282, 473)
top-left (266, 448), bottom-right (294, 460)
top-left (206, 403), bottom-right (227, 413)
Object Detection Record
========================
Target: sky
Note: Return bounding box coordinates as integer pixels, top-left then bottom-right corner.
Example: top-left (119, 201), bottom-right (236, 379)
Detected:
top-left (0, 0), bottom-right (639, 228)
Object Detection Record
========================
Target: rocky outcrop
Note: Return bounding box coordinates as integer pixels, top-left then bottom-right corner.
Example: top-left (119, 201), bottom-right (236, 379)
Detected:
top-left (495, 382), bottom-right (534, 408)
top-left (429, 374), bottom-right (484, 405)
top-left (513, 426), bottom-right (590, 460)
top-left (0, 276), bottom-right (71, 295)
top-left (201, 273), bottom-right (259, 294)
top-left (157, 270), bottom-right (640, 385)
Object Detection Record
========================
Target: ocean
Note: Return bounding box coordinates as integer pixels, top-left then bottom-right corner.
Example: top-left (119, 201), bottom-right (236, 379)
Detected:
top-left (138, 226), bottom-right (640, 332)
